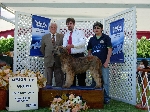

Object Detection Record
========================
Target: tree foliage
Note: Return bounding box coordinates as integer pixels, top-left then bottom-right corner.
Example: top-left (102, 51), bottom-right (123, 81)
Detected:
top-left (137, 36), bottom-right (150, 58)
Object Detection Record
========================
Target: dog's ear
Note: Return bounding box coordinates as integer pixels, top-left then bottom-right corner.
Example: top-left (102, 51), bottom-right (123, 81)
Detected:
top-left (59, 47), bottom-right (64, 53)
top-left (59, 47), bottom-right (68, 54)
top-left (63, 47), bottom-right (69, 54)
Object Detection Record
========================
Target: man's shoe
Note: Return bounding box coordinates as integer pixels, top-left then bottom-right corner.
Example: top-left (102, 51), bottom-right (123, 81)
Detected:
top-left (46, 85), bottom-right (52, 89)
top-left (104, 100), bottom-right (110, 104)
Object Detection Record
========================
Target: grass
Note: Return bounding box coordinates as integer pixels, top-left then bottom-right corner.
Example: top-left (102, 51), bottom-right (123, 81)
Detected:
top-left (0, 100), bottom-right (147, 112)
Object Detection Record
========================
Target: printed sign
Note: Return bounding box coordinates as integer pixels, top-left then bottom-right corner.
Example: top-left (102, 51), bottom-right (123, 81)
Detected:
top-left (7, 77), bottom-right (38, 111)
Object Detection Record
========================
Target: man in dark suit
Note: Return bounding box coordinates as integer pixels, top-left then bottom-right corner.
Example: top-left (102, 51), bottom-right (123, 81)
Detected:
top-left (40, 22), bottom-right (64, 87)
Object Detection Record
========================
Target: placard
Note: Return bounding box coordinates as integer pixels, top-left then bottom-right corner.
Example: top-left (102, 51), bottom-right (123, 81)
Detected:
top-left (7, 77), bottom-right (38, 111)
top-left (30, 15), bottom-right (51, 56)
top-left (110, 18), bottom-right (125, 63)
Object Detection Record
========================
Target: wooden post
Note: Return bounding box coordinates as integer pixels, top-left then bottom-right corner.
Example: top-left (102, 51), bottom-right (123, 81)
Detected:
top-left (142, 72), bottom-right (148, 106)
top-left (0, 90), bottom-right (7, 110)
top-left (136, 69), bottom-right (150, 110)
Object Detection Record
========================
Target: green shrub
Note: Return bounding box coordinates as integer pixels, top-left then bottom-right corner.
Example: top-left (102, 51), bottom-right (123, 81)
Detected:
top-left (137, 36), bottom-right (150, 58)
top-left (0, 37), bottom-right (14, 54)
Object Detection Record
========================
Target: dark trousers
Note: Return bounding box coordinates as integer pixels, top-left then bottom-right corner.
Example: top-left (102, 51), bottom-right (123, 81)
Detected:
top-left (45, 63), bottom-right (64, 87)
top-left (71, 53), bottom-right (86, 86)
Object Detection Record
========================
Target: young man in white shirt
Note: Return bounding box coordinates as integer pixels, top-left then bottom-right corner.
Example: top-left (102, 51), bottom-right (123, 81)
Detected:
top-left (63, 18), bottom-right (86, 86)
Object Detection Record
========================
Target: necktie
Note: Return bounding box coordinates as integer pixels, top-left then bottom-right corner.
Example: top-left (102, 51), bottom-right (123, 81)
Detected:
top-left (52, 34), bottom-right (55, 46)
top-left (68, 32), bottom-right (72, 54)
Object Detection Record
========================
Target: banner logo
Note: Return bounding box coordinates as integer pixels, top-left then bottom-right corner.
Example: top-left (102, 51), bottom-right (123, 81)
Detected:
top-left (30, 15), bottom-right (51, 56)
top-left (110, 18), bottom-right (124, 63)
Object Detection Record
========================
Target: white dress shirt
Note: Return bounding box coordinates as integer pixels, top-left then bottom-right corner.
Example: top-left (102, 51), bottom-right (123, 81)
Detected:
top-left (63, 28), bottom-right (86, 54)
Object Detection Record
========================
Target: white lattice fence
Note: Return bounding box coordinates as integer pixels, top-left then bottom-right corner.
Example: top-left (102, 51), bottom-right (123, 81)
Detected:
top-left (14, 12), bottom-right (44, 74)
top-left (104, 7), bottom-right (137, 105)
top-left (14, 8), bottom-right (137, 105)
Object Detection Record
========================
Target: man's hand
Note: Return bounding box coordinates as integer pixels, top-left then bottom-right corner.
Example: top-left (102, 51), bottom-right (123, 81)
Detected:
top-left (67, 44), bottom-right (74, 49)
top-left (103, 61), bottom-right (109, 68)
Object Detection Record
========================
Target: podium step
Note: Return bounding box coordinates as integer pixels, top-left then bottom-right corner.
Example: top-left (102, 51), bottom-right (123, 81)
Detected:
top-left (38, 86), bottom-right (104, 109)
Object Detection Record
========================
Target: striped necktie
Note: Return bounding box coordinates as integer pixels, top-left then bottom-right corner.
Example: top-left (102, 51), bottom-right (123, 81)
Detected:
top-left (52, 34), bottom-right (55, 46)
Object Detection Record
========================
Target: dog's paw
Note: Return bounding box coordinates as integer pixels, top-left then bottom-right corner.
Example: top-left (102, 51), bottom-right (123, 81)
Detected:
top-left (62, 85), bottom-right (70, 88)
top-left (94, 85), bottom-right (101, 88)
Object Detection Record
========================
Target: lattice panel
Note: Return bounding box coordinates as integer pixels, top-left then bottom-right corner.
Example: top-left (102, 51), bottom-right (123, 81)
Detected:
top-left (14, 12), bottom-right (44, 74)
top-left (104, 7), bottom-right (137, 105)
top-left (59, 19), bottom-right (103, 86)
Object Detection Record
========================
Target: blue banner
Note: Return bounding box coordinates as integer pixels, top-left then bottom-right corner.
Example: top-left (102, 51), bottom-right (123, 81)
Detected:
top-left (110, 18), bottom-right (124, 63)
top-left (30, 15), bottom-right (51, 56)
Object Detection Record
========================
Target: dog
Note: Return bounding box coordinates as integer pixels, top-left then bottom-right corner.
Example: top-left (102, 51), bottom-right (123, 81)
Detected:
top-left (53, 46), bottom-right (102, 88)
